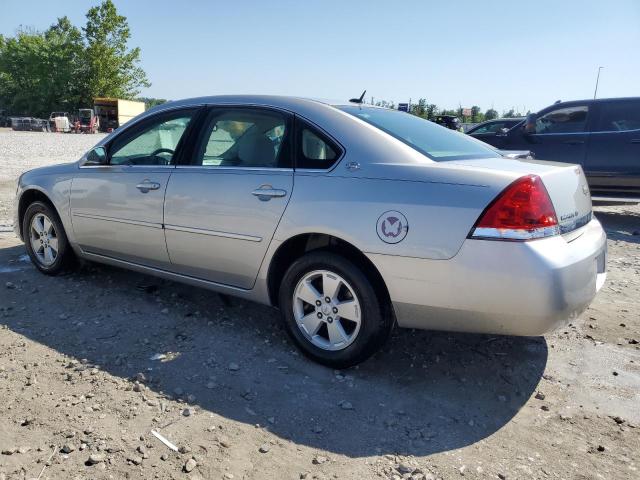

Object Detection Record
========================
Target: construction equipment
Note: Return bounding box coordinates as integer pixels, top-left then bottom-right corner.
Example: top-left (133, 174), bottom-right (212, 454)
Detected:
top-left (49, 112), bottom-right (71, 132)
top-left (74, 108), bottom-right (100, 134)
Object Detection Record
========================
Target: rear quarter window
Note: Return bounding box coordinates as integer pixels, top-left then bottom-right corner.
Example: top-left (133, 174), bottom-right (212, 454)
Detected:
top-left (296, 119), bottom-right (342, 169)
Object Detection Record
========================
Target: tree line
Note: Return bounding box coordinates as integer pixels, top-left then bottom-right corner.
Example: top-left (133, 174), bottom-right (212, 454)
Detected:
top-left (373, 98), bottom-right (525, 123)
top-left (0, 0), bottom-right (150, 118)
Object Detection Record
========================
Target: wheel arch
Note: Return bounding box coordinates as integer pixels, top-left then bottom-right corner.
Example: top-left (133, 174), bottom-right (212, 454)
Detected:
top-left (266, 233), bottom-right (393, 316)
top-left (17, 188), bottom-right (57, 239)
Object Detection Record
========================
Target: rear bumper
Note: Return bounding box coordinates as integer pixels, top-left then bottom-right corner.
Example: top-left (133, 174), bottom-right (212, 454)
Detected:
top-left (368, 218), bottom-right (607, 336)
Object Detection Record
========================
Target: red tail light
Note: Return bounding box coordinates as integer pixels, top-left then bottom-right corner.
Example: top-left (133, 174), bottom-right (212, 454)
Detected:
top-left (470, 174), bottom-right (560, 240)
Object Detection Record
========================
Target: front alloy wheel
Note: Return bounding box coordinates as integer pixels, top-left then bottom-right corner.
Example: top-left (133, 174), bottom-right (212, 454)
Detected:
top-left (23, 201), bottom-right (75, 275)
top-left (29, 213), bottom-right (59, 266)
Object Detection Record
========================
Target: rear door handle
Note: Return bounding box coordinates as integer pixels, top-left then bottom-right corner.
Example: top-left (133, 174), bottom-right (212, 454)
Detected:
top-left (563, 140), bottom-right (584, 145)
top-left (252, 185), bottom-right (287, 201)
top-left (136, 180), bottom-right (161, 193)
top-left (631, 139), bottom-right (640, 144)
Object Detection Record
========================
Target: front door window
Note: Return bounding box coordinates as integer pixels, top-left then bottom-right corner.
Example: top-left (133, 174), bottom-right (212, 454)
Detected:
top-left (110, 112), bottom-right (194, 165)
top-left (535, 106), bottom-right (589, 134)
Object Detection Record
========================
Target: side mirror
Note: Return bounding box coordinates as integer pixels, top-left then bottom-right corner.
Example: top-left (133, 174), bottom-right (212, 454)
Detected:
top-left (523, 113), bottom-right (537, 134)
top-left (84, 146), bottom-right (108, 166)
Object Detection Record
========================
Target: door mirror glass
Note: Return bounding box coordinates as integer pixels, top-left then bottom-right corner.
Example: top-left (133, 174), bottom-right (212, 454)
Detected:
top-left (85, 146), bottom-right (108, 165)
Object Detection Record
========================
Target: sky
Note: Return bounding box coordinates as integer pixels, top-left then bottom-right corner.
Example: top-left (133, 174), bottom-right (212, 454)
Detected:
top-left (2, 0), bottom-right (639, 114)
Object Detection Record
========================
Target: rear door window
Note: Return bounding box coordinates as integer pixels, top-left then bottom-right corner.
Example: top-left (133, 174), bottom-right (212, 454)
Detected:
top-left (194, 108), bottom-right (291, 168)
top-left (594, 100), bottom-right (640, 132)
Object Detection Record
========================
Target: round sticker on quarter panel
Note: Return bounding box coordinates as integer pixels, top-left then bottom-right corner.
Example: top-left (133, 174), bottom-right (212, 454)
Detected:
top-left (376, 211), bottom-right (409, 244)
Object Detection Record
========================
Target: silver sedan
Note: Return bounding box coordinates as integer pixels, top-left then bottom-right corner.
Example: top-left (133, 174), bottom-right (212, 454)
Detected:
top-left (13, 96), bottom-right (607, 367)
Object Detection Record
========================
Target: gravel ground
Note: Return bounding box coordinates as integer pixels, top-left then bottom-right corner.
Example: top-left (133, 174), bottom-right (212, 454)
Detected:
top-left (0, 130), bottom-right (639, 479)
top-left (0, 128), bottom-right (106, 229)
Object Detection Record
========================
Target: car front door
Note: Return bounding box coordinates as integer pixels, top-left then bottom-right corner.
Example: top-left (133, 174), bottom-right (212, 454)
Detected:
top-left (467, 121), bottom-right (500, 144)
top-left (70, 108), bottom-right (198, 267)
top-left (584, 99), bottom-right (640, 196)
top-left (515, 104), bottom-right (591, 165)
top-left (163, 107), bottom-right (293, 289)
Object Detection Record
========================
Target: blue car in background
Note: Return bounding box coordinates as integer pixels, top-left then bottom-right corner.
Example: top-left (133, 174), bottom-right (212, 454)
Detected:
top-left (479, 97), bottom-right (640, 202)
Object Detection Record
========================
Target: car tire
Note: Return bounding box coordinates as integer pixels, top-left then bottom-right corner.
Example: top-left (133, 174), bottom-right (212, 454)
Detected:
top-left (279, 251), bottom-right (393, 368)
top-left (22, 201), bottom-right (75, 275)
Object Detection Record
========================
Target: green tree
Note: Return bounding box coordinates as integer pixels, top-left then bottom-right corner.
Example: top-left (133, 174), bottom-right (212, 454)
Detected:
top-left (410, 98), bottom-right (427, 118)
top-left (470, 105), bottom-right (483, 123)
top-left (80, 0), bottom-right (150, 105)
top-left (503, 108), bottom-right (521, 118)
top-left (42, 17), bottom-right (84, 113)
top-left (425, 104), bottom-right (437, 120)
top-left (484, 108), bottom-right (499, 120)
top-left (0, 28), bottom-right (50, 116)
top-left (0, 1), bottom-right (150, 117)
top-left (138, 97), bottom-right (167, 109)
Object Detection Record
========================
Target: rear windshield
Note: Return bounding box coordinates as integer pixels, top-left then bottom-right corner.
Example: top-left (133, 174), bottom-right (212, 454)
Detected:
top-left (338, 105), bottom-right (499, 161)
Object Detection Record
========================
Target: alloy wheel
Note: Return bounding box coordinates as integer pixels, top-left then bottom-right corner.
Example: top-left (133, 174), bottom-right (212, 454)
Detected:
top-left (292, 270), bottom-right (362, 351)
top-left (29, 213), bottom-right (58, 266)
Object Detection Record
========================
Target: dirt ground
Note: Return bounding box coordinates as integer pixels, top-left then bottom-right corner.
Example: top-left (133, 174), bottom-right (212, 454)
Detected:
top-left (0, 130), bottom-right (639, 480)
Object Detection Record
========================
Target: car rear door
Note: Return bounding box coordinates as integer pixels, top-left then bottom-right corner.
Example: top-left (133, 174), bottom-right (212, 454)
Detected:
top-left (584, 99), bottom-right (640, 196)
top-left (70, 108), bottom-right (199, 268)
top-left (163, 106), bottom-right (293, 289)
top-left (520, 103), bottom-right (591, 165)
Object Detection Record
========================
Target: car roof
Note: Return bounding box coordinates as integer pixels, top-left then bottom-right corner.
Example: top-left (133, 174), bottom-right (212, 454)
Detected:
top-left (483, 118), bottom-right (524, 122)
top-left (542, 97), bottom-right (640, 110)
top-left (149, 95), bottom-right (348, 112)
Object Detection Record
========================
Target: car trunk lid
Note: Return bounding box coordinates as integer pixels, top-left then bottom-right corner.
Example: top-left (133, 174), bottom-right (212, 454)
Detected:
top-left (444, 157), bottom-right (593, 236)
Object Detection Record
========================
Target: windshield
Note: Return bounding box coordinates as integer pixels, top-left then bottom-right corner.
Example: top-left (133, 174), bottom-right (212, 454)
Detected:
top-left (338, 105), bottom-right (499, 161)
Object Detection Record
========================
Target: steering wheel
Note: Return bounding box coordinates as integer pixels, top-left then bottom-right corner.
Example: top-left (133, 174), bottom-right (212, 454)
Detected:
top-left (146, 147), bottom-right (174, 165)
top-left (150, 147), bottom-right (174, 158)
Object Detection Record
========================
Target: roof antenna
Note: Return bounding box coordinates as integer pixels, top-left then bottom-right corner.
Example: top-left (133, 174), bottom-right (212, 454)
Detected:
top-left (349, 90), bottom-right (366, 104)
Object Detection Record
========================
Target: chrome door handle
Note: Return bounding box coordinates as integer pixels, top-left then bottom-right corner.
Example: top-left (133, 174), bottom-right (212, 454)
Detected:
top-left (252, 186), bottom-right (287, 201)
top-left (136, 180), bottom-right (161, 193)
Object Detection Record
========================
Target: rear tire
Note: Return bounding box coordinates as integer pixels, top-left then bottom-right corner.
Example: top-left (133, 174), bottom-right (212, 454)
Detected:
top-left (23, 201), bottom-right (75, 275)
top-left (279, 251), bottom-right (392, 368)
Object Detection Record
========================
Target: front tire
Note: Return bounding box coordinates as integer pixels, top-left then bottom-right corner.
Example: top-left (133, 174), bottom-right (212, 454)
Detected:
top-left (23, 201), bottom-right (75, 275)
top-left (279, 251), bottom-right (392, 368)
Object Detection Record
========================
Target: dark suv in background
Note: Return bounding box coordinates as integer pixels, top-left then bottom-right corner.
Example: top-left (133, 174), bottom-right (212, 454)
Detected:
top-left (478, 97), bottom-right (640, 201)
